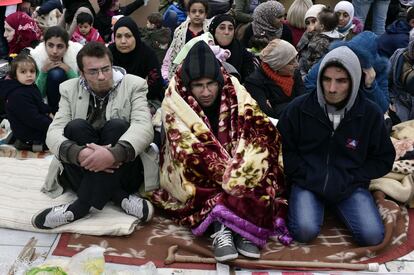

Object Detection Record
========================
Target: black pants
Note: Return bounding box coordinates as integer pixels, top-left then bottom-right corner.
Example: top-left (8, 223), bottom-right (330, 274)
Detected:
top-left (46, 68), bottom-right (67, 114)
top-left (60, 118), bottom-right (144, 210)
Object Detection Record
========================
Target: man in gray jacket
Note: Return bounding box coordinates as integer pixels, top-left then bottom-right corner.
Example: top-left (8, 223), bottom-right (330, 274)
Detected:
top-left (32, 42), bottom-right (155, 229)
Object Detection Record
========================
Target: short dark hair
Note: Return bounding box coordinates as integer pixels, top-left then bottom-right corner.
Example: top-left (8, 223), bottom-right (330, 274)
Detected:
top-left (76, 42), bottom-right (113, 72)
top-left (147, 12), bottom-right (163, 28)
top-left (76, 12), bottom-right (94, 25)
top-left (318, 7), bottom-right (338, 32)
top-left (9, 53), bottom-right (37, 79)
top-left (44, 26), bottom-right (69, 47)
top-left (187, 0), bottom-right (208, 13)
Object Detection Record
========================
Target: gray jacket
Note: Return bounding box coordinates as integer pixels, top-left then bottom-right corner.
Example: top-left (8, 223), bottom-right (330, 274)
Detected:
top-left (43, 73), bottom-right (159, 198)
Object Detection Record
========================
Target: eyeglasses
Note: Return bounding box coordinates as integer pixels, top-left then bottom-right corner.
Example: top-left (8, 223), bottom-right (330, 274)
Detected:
top-left (191, 81), bottom-right (219, 92)
top-left (84, 65), bottom-right (112, 76)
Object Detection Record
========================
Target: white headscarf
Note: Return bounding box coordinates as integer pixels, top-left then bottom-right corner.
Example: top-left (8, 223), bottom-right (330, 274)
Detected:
top-left (304, 4), bottom-right (326, 22)
top-left (334, 1), bottom-right (355, 32)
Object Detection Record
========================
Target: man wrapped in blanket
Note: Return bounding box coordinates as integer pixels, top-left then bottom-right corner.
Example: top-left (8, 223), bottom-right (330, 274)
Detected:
top-left (149, 41), bottom-right (290, 262)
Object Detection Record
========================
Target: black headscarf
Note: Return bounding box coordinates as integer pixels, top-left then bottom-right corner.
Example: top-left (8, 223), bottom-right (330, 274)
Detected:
top-left (108, 17), bottom-right (164, 101)
top-left (209, 14), bottom-right (254, 82)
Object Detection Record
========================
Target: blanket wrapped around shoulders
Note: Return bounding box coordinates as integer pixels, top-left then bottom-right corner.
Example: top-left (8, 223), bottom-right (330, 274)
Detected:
top-left (149, 67), bottom-right (290, 247)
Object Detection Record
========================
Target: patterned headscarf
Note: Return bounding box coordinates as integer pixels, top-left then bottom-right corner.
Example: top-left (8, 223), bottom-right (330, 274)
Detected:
top-left (252, 1), bottom-right (285, 40)
top-left (5, 12), bottom-right (41, 54)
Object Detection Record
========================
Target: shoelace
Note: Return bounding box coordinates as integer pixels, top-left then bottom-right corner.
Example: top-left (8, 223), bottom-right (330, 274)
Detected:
top-left (123, 196), bottom-right (144, 219)
top-left (211, 225), bottom-right (233, 248)
top-left (45, 205), bottom-right (73, 228)
top-left (239, 236), bottom-right (252, 245)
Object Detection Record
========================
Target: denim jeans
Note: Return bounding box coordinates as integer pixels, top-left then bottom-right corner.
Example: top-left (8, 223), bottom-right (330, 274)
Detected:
top-left (288, 185), bottom-right (384, 246)
top-left (353, 0), bottom-right (391, 35)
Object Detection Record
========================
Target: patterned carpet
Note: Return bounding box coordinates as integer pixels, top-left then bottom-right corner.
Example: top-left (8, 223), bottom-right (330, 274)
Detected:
top-left (53, 191), bottom-right (414, 271)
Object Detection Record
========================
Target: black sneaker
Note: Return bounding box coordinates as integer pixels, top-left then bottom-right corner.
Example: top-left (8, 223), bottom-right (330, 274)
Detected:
top-left (32, 203), bottom-right (74, 229)
top-left (121, 194), bottom-right (154, 223)
top-left (234, 234), bottom-right (260, 259)
top-left (211, 224), bottom-right (238, 262)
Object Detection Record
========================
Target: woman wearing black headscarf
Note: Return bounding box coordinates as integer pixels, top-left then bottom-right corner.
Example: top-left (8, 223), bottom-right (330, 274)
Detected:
top-left (109, 17), bottom-right (164, 102)
top-left (209, 14), bottom-right (254, 83)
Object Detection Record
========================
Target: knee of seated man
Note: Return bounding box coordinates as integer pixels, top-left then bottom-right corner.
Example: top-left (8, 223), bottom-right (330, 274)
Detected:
top-left (357, 224), bottom-right (385, 247)
top-left (288, 220), bottom-right (320, 243)
top-left (64, 118), bottom-right (89, 133)
top-left (105, 118), bottom-right (129, 131)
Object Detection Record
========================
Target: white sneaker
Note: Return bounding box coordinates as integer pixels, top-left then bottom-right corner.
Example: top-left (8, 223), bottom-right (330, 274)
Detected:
top-left (121, 194), bottom-right (154, 223)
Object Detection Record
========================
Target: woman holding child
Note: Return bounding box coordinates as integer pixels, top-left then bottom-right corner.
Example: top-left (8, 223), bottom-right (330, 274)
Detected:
top-left (208, 14), bottom-right (254, 83)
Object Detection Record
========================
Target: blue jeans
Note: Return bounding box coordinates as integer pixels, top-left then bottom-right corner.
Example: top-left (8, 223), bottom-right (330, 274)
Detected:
top-left (353, 0), bottom-right (391, 35)
top-left (288, 185), bottom-right (384, 246)
top-left (46, 67), bottom-right (67, 114)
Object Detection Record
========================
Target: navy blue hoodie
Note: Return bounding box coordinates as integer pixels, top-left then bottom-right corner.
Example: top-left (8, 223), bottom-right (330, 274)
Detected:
top-left (278, 46), bottom-right (395, 203)
top-left (0, 79), bottom-right (52, 143)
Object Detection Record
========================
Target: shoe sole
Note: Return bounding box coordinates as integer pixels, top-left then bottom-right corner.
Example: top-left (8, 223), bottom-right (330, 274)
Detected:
top-left (31, 208), bottom-right (51, 230)
top-left (237, 247), bottom-right (260, 259)
top-left (214, 252), bottom-right (239, 262)
top-left (31, 207), bottom-right (86, 230)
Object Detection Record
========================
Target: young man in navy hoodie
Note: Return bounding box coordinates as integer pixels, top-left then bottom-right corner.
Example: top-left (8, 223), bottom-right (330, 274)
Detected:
top-left (278, 46), bottom-right (395, 246)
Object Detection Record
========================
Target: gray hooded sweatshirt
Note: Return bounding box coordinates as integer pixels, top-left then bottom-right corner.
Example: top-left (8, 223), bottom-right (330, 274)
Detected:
top-left (316, 46), bottom-right (362, 129)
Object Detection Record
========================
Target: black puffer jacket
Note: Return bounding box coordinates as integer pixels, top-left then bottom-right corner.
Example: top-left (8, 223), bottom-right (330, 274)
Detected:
top-left (0, 79), bottom-right (51, 143)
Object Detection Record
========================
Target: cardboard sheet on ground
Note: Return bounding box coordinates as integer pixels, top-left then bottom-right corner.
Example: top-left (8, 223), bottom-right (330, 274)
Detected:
top-left (0, 157), bottom-right (139, 236)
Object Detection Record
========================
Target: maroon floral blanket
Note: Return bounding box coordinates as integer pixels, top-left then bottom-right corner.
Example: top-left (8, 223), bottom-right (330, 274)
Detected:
top-left (149, 69), bottom-right (289, 247)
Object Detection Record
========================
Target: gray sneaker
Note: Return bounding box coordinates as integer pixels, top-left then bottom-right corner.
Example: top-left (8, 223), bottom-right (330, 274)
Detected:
top-left (234, 234), bottom-right (260, 259)
top-left (211, 224), bottom-right (238, 262)
top-left (32, 203), bottom-right (74, 229)
top-left (121, 194), bottom-right (154, 223)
